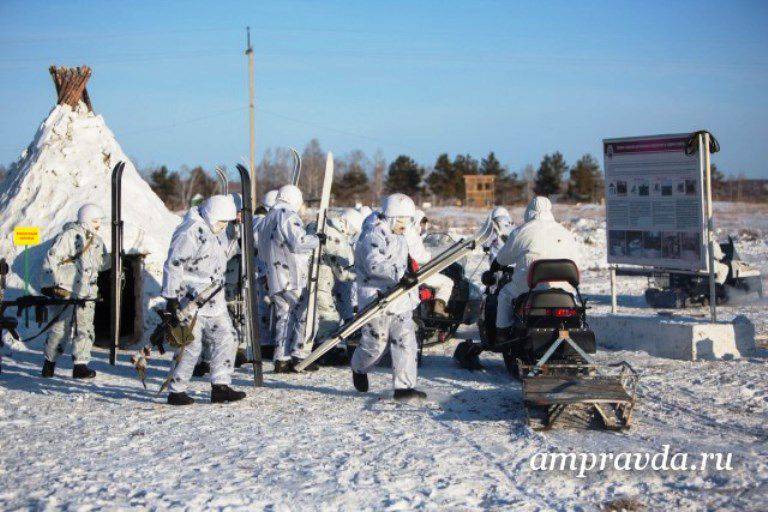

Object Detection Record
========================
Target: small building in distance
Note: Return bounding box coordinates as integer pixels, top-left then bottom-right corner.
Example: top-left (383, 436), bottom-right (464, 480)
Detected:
top-left (464, 174), bottom-right (495, 207)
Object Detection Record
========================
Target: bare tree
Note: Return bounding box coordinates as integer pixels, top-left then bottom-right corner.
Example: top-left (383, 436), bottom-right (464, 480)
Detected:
top-left (372, 149), bottom-right (386, 203)
top-left (522, 164), bottom-right (536, 202)
top-left (300, 139), bottom-right (325, 202)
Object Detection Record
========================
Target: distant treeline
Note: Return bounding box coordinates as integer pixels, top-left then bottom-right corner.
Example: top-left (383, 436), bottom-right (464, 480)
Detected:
top-left (130, 140), bottom-right (766, 209)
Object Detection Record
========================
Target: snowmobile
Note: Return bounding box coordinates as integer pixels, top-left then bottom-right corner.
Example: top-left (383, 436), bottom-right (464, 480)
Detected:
top-left (414, 233), bottom-right (482, 357)
top-left (643, 237), bottom-right (762, 308)
top-left (455, 259), bottom-right (638, 430)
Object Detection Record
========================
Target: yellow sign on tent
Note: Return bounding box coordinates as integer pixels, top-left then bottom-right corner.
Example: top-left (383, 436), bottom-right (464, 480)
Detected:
top-left (13, 226), bottom-right (41, 246)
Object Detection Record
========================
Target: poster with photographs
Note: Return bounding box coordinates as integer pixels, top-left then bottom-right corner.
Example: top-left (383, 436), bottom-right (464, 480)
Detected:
top-left (603, 133), bottom-right (707, 270)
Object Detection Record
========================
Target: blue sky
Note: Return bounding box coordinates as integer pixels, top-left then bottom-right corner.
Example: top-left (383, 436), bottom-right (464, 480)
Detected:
top-left (1, 0), bottom-right (766, 178)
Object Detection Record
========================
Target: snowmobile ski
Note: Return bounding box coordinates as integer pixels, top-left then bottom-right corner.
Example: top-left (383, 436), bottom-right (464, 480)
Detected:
top-left (109, 160), bottom-right (125, 366)
top-left (301, 152), bottom-right (334, 349)
top-left (294, 219), bottom-right (494, 372)
top-left (290, 146), bottom-right (302, 186)
top-left (236, 164), bottom-right (264, 386)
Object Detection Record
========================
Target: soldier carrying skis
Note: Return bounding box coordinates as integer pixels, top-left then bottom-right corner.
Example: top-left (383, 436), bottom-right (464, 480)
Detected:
top-left (161, 195), bottom-right (246, 406)
top-left (41, 204), bottom-right (110, 379)
top-left (350, 194), bottom-right (426, 401)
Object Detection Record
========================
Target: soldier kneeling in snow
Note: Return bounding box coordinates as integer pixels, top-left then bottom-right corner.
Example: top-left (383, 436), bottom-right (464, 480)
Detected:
top-left (351, 194), bottom-right (426, 401)
top-left (161, 195), bottom-right (246, 406)
top-left (41, 204), bottom-right (110, 379)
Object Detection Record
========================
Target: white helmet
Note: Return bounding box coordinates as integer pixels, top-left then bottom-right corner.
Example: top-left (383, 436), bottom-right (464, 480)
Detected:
top-left (491, 206), bottom-right (511, 221)
top-left (201, 194), bottom-right (237, 227)
top-left (524, 196), bottom-right (554, 222)
top-left (341, 208), bottom-right (364, 236)
top-left (277, 184), bottom-right (303, 212)
top-left (77, 203), bottom-right (105, 234)
top-left (262, 189), bottom-right (279, 210)
top-left (382, 193), bottom-right (416, 219)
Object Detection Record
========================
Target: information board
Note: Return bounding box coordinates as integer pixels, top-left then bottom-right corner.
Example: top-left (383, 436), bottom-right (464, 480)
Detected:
top-left (603, 134), bottom-right (707, 271)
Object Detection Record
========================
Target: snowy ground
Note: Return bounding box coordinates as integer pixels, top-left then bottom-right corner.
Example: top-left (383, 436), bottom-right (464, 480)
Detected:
top-left (1, 202), bottom-right (767, 511)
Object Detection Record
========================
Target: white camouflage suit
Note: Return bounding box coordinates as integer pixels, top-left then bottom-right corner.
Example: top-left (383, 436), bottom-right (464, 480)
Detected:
top-left (351, 214), bottom-right (419, 390)
top-left (258, 201), bottom-right (319, 362)
top-left (41, 222), bottom-right (110, 364)
top-left (162, 207), bottom-right (238, 393)
top-left (495, 197), bottom-right (582, 329)
top-left (220, 222), bottom-right (247, 356)
top-left (252, 212), bottom-right (274, 348)
top-left (484, 217), bottom-right (514, 265)
top-left (316, 214), bottom-right (356, 338)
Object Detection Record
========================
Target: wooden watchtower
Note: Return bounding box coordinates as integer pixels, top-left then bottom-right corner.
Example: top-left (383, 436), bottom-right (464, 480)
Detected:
top-left (463, 174), bottom-right (495, 207)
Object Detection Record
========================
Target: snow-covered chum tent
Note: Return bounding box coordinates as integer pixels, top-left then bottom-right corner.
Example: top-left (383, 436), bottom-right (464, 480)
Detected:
top-left (0, 65), bottom-right (180, 345)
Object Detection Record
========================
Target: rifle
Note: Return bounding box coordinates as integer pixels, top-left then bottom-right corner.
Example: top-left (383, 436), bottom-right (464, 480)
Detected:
top-left (152, 282), bottom-right (224, 394)
top-left (0, 295), bottom-right (98, 341)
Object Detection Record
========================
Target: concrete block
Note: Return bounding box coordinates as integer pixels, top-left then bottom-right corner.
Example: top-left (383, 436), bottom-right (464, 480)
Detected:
top-left (590, 313), bottom-right (756, 361)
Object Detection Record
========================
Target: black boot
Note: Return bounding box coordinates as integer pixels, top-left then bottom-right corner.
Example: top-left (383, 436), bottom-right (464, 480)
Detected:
top-left (42, 360), bottom-right (55, 378)
top-left (211, 384), bottom-right (246, 404)
top-left (393, 388), bottom-right (427, 401)
top-left (72, 364), bottom-right (96, 379)
top-left (352, 372), bottom-right (369, 392)
top-left (274, 360), bottom-right (292, 373)
top-left (192, 361), bottom-right (210, 377)
top-left (291, 357), bottom-right (319, 372)
top-left (168, 392), bottom-right (195, 406)
top-left (234, 349), bottom-right (249, 368)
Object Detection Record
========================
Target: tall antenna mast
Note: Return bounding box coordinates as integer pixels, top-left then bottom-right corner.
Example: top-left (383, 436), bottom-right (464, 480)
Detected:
top-left (245, 26), bottom-right (256, 209)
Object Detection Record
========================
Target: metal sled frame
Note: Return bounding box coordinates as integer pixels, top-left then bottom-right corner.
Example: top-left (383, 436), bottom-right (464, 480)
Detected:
top-left (516, 260), bottom-right (638, 431)
top-left (520, 331), bottom-right (638, 431)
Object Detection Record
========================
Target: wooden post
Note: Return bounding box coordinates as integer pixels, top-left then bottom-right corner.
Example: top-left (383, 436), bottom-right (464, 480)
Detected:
top-left (701, 133), bottom-right (717, 322)
top-left (245, 28), bottom-right (256, 210)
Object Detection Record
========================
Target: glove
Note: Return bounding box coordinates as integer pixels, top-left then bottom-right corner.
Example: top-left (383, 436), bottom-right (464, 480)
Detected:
top-left (165, 298), bottom-right (181, 327)
top-left (399, 272), bottom-right (418, 288)
top-left (481, 271), bottom-right (496, 287)
top-left (489, 259), bottom-right (501, 274)
top-left (316, 233), bottom-right (327, 245)
top-left (52, 286), bottom-right (71, 299)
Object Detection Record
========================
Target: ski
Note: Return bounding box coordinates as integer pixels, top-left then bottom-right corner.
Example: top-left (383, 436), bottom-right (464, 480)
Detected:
top-left (290, 146), bottom-right (301, 186)
top-left (236, 164), bottom-right (263, 386)
top-left (301, 152), bottom-right (334, 349)
top-left (294, 219), bottom-right (495, 372)
top-left (109, 161), bottom-right (125, 366)
top-left (215, 166), bottom-right (228, 195)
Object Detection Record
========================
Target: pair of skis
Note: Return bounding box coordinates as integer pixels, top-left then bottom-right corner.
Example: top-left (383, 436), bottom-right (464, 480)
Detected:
top-left (293, 219), bottom-right (495, 372)
top-left (109, 161), bottom-right (126, 366)
top-left (301, 152), bottom-right (334, 350)
top-left (235, 164), bottom-right (264, 386)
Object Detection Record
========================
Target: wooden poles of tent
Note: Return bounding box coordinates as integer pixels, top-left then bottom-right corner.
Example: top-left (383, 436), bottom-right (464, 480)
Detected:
top-left (49, 65), bottom-right (93, 111)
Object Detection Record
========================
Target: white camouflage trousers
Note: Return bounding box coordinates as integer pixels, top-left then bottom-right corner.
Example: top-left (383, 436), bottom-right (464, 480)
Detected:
top-left (351, 311), bottom-right (418, 390)
top-left (272, 290), bottom-right (308, 362)
top-left (169, 313), bottom-right (237, 393)
top-left (257, 276), bottom-right (273, 346)
top-left (44, 302), bottom-right (95, 364)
